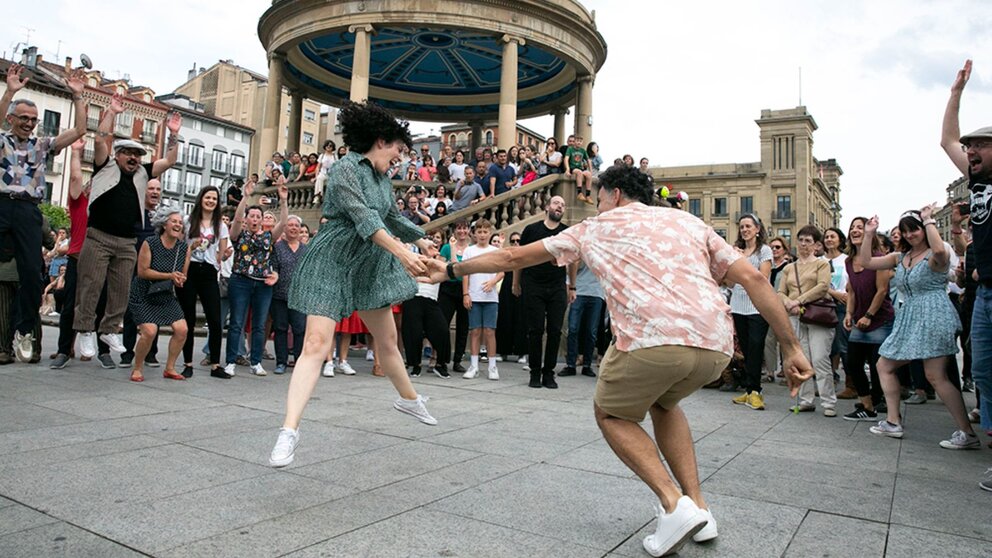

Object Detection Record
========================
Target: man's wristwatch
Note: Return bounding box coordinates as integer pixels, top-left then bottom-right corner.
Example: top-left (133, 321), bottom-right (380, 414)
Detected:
top-left (446, 261), bottom-right (457, 280)
top-left (864, 312), bottom-right (874, 320)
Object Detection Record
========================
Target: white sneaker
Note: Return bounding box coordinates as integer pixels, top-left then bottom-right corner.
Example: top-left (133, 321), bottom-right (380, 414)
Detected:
top-left (463, 365), bottom-right (478, 379)
top-left (321, 362), bottom-right (335, 377)
top-left (224, 362), bottom-right (237, 376)
top-left (13, 331), bottom-right (34, 363)
top-left (869, 420), bottom-right (904, 439)
top-left (693, 507), bottom-right (718, 542)
top-left (99, 333), bottom-right (126, 353)
top-left (337, 360), bottom-right (357, 375)
top-left (268, 427), bottom-right (300, 467)
top-left (939, 430), bottom-right (981, 450)
top-left (494, 355), bottom-right (503, 362)
top-left (517, 355), bottom-right (528, 364)
top-left (488, 366), bottom-right (499, 380)
top-left (77, 332), bottom-right (97, 358)
top-left (365, 349), bottom-right (374, 361)
top-left (251, 363), bottom-right (268, 376)
top-left (642, 496), bottom-right (707, 557)
top-left (393, 395), bottom-right (438, 425)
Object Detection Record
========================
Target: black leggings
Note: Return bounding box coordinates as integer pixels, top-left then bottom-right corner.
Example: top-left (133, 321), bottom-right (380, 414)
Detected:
top-left (401, 296), bottom-right (450, 367)
top-left (178, 261), bottom-right (222, 366)
top-left (846, 340), bottom-right (883, 404)
top-left (733, 313), bottom-right (769, 393)
top-left (438, 281), bottom-right (468, 362)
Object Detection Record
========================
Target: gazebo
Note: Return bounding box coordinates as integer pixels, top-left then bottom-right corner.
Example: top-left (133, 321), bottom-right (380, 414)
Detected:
top-left (256, 0), bottom-right (608, 157)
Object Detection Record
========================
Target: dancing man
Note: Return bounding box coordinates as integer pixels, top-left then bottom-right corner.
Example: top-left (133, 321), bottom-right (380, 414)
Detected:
top-left (424, 165), bottom-right (812, 556)
top-left (268, 101), bottom-right (438, 468)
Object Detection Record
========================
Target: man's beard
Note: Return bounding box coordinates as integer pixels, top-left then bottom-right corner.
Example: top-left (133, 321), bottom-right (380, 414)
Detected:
top-left (548, 211), bottom-right (563, 222)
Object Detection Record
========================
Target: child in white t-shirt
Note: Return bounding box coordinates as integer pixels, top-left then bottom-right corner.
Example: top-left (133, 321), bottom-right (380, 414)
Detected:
top-left (461, 219), bottom-right (503, 380)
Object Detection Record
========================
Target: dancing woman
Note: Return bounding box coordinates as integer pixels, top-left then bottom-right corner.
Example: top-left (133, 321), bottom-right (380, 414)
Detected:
top-left (860, 209), bottom-right (978, 448)
top-left (269, 101), bottom-right (438, 468)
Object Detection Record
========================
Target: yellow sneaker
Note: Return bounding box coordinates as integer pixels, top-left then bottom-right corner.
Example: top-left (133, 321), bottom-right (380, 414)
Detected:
top-left (732, 393), bottom-right (749, 405)
top-left (746, 391), bottom-right (765, 410)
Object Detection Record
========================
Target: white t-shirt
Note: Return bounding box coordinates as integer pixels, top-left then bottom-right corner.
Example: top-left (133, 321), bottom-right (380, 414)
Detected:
top-left (318, 153), bottom-right (335, 174)
top-left (829, 253), bottom-right (849, 292)
top-left (188, 221), bottom-right (230, 271)
top-left (463, 244), bottom-right (500, 303)
top-left (448, 162), bottom-right (467, 182)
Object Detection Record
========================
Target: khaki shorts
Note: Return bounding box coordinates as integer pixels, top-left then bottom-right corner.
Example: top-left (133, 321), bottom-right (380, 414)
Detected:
top-left (594, 344), bottom-right (730, 422)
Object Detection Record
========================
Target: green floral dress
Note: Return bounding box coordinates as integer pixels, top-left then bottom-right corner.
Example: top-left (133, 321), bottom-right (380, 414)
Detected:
top-left (289, 151), bottom-right (424, 320)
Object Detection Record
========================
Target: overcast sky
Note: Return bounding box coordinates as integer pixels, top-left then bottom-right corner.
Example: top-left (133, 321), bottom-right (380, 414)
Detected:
top-left (6, 0), bottom-right (992, 228)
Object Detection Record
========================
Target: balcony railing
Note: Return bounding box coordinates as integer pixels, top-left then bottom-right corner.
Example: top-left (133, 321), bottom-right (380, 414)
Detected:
top-left (141, 131), bottom-right (157, 144)
top-left (187, 154), bottom-right (204, 168)
top-left (772, 210), bottom-right (796, 223)
top-left (83, 149), bottom-right (94, 163)
top-left (86, 117), bottom-right (100, 131)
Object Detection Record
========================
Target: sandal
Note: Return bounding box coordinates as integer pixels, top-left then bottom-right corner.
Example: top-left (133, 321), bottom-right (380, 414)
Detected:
top-left (130, 370), bottom-right (144, 382)
top-left (163, 369), bottom-right (186, 381)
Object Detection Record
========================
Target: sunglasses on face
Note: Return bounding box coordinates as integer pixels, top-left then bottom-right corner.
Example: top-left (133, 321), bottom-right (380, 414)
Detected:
top-left (11, 115), bottom-right (38, 125)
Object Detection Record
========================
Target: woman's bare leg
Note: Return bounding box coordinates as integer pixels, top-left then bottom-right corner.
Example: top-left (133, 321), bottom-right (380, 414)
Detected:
top-left (282, 315), bottom-right (337, 429)
top-left (359, 308), bottom-right (417, 400)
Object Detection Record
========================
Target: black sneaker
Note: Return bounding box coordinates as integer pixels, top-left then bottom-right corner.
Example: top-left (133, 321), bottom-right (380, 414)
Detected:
top-left (210, 367), bottom-right (234, 379)
top-left (144, 356), bottom-right (161, 368)
top-left (97, 353), bottom-right (116, 369)
top-left (843, 404), bottom-right (878, 422)
top-left (581, 366), bottom-right (596, 377)
top-left (963, 379), bottom-right (975, 392)
top-left (558, 366), bottom-right (577, 377)
top-left (410, 366), bottom-right (421, 378)
top-left (50, 353), bottom-right (70, 369)
top-left (181, 365), bottom-right (194, 378)
top-left (875, 401), bottom-right (888, 414)
top-left (118, 353), bottom-right (134, 368)
top-left (433, 365), bottom-right (451, 379)
top-left (529, 371), bottom-right (543, 388)
top-left (542, 370), bottom-right (558, 389)
top-left (452, 362), bottom-right (467, 373)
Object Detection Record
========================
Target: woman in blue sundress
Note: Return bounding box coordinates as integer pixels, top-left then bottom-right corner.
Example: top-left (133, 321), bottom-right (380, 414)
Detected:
top-left (859, 207), bottom-right (978, 449)
top-left (268, 102), bottom-right (440, 468)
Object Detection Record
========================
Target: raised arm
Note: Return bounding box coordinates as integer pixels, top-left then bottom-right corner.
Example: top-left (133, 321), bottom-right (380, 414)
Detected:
top-left (921, 203), bottom-right (950, 272)
top-left (230, 180), bottom-right (253, 239)
top-left (0, 64), bottom-right (30, 121)
top-left (95, 93), bottom-right (126, 167)
top-left (68, 138), bottom-right (86, 200)
top-left (269, 181), bottom-right (290, 240)
top-left (52, 69), bottom-right (87, 152)
top-left (941, 59), bottom-right (971, 176)
top-left (151, 112), bottom-right (182, 178)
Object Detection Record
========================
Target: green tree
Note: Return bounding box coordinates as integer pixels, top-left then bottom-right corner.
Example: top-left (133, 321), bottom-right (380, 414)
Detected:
top-left (40, 203), bottom-right (70, 230)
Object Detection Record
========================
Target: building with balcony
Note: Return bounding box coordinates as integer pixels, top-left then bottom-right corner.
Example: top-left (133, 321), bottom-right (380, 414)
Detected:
top-left (649, 106), bottom-right (841, 248)
top-left (439, 122), bottom-right (546, 153)
top-left (172, 60), bottom-right (321, 174)
top-left (156, 94), bottom-right (255, 213)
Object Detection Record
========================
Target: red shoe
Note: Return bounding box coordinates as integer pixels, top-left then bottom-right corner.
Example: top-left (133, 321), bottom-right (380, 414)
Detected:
top-left (163, 369), bottom-right (186, 381)
top-left (130, 370), bottom-right (144, 382)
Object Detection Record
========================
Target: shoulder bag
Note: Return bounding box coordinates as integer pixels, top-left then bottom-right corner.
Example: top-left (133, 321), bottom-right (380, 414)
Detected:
top-left (794, 262), bottom-right (837, 327)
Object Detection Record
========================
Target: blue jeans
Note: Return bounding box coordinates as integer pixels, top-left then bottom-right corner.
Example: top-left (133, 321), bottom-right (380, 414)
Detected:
top-left (971, 285), bottom-right (992, 430)
top-left (566, 295), bottom-right (603, 368)
top-left (226, 274), bottom-right (273, 366)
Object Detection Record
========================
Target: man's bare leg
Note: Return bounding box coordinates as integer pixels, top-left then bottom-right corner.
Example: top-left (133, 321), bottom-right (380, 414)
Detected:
top-left (648, 403), bottom-right (706, 511)
top-left (595, 403), bottom-right (682, 512)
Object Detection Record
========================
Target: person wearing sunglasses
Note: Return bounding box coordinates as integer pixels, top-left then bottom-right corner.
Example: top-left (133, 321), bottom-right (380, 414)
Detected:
top-left (941, 59), bottom-right (992, 491)
top-left (0, 64), bottom-right (88, 362)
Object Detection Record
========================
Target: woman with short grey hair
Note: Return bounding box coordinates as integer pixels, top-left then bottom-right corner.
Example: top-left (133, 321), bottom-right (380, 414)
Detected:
top-left (127, 206), bottom-right (190, 382)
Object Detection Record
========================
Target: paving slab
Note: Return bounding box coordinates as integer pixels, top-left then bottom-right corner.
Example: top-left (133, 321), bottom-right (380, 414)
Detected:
top-left (0, 521), bottom-right (145, 558)
top-left (885, 524), bottom-right (992, 557)
top-left (783, 511), bottom-right (888, 557)
top-left (889, 472), bottom-right (992, 542)
top-left (0, 502), bottom-right (59, 537)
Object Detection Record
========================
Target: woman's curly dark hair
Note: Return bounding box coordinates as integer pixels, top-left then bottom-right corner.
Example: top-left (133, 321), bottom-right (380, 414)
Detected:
top-left (338, 101), bottom-right (413, 153)
top-left (597, 164), bottom-right (653, 205)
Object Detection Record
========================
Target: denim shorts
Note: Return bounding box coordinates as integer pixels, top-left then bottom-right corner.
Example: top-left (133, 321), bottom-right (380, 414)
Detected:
top-left (468, 301), bottom-right (498, 329)
top-left (847, 321), bottom-right (893, 345)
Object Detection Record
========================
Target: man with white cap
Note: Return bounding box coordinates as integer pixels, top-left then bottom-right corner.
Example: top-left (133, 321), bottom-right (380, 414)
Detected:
top-left (73, 93), bottom-right (182, 358)
top-left (941, 59), bottom-right (992, 492)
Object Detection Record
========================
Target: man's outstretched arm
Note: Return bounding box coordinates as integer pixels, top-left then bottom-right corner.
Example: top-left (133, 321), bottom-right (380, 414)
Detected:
top-left (941, 59), bottom-right (971, 176)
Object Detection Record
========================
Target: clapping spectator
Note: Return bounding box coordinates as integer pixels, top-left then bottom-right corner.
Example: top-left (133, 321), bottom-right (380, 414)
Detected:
top-left (538, 138), bottom-right (563, 177)
top-left (126, 206), bottom-right (191, 383)
top-left (402, 194), bottom-right (431, 225)
top-left (418, 155), bottom-right (438, 182)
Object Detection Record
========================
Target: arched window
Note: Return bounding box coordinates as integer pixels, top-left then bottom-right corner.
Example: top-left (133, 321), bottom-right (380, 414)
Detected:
top-left (485, 130), bottom-right (493, 145)
top-left (449, 133), bottom-right (456, 146)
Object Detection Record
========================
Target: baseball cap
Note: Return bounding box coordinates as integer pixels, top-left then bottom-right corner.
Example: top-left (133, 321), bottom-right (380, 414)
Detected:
top-left (960, 126), bottom-right (992, 144)
top-left (113, 139), bottom-right (147, 156)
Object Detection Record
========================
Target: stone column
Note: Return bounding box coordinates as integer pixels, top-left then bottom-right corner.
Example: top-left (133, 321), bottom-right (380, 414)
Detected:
top-left (259, 52), bottom-right (285, 168)
top-left (287, 90), bottom-right (303, 153)
top-left (553, 108), bottom-right (568, 143)
top-left (498, 35), bottom-right (524, 150)
top-left (469, 120), bottom-right (483, 153)
top-left (574, 76), bottom-right (594, 141)
top-left (349, 24), bottom-right (375, 102)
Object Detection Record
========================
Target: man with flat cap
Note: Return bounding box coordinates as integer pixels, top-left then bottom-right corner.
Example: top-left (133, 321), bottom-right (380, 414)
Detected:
top-left (941, 59), bottom-right (992, 493)
top-left (74, 93), bottom-right (182, 358)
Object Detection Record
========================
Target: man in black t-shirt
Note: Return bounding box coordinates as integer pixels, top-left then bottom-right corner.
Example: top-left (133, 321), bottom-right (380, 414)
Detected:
top-left (513, 195), bottom-right (576, 388)
top-left (73, 94), bottom-right (182, 360)
top-left (940, 59), bottom-right (992, 492)
top-left (227, 178), bottom-right (245, 206)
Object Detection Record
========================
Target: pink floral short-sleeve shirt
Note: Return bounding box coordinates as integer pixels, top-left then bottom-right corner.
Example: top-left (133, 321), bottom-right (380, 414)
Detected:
top-left (543, 203), bottom-right (741, 355)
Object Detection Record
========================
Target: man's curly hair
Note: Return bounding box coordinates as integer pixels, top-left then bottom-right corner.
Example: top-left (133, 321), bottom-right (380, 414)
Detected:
top-left (338, 100), bottom-right (413, 153)
top-left (597, 165), bottom-right (654, 205)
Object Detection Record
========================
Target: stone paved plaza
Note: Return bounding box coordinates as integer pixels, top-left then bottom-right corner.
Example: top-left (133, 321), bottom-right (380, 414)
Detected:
top-left (1, 327), bottom-right (990, 557)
